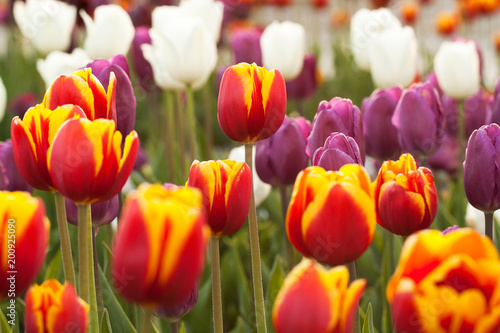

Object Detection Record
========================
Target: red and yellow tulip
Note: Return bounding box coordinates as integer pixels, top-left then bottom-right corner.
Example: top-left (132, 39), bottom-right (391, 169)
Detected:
top-left (187, 160), bottom-right (252, 237)
top-left (0, 191), bottom-right (50, 299)
top-left (10, 104), bottom-right (86, 192)
top-left (272, 258), bottom-right (366, 333)
top-left (217, 62), bottom-right (287, 144)
top-left (112, 184), bottom-right (209, 306)
top-left (25, 279), bottom-right (89, 333)
top-left (286, 165), bottom-right (376, 266)
top-left (373, 153), bottom-right (438, 236)
top-left (387, 228), bottom-right (500, 333)
top-left (47, 118), bottom-right (138, 204)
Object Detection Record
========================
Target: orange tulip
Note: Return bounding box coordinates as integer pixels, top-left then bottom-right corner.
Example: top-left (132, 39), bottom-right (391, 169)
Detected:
top-left (436, 11), bottom-right (460, 36)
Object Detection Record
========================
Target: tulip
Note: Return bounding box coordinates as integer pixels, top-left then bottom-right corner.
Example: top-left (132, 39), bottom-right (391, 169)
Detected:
top-left (36, 48), bottom-right (92, 89)
top-left (177, 0), bottom-right (224, 42)
top-left (0, 76), bottom-right (5, 122)
top-left (350, 8), bottom-right (402, 71)
top-left (187, 160), bottom-right (252, 236)
top-left (387, 228), bottom-right (500, 332)
top-left (81, 4), bottom-right (135, 60)
top-left (286, 165), bottom-right (376, 266)
top-left (312, 133), bottom-right (363, 171)
top-left (373, 153), bottom-right (438, 236)
top-left (307, 97), bottom-right (365, 163)
top-left (286, 54), bottom-right (317, 100)
top-left (0, 140), bottom-right (33, 192)
top-left (490, 78), bottom-right (500, 125)
top-left (112, 183), bottom-right (208, 306)
top-left (7, 92), bottom-right (37, 118)
top-left (368, 26), bottom-right (418, 88)
top-left (229, 27), bottom-right (263, 66)
top-left (362, 86), bottom-right (402, 160)
top-left (47, 118), bottom-right (138, 204)
top-left (0, 191), bottom-right (50, 299)
top-left (218, 62), bottom-right (287, 144)
top-left (65, 195), bottom-right (119, 227)
top-left (424, 71), bottom-right (443, 97)
top-left (436, 11), bottom-right (460, 36)
top-left (155, 283), bottom-right (198, 322)
top-left (25, 280), bottom-right (89, 333)
top-left (13, 0), bottom-right (77, 54)
top-left (272, 259), bottom-right (366, 333)
top-left (434, 39), bottom-right (481, 99)
top-left (255, 116), bottom-right (310, 186)
top-left (392, 82), bottom-right (444, 158)
top-left (134, 145), bottom-right (150, 171)
top-left (427, 134), bottom-right (460, 174)
top-left (131, 27), bottom-right (158, 92)
top-left (400, 1), bottom-right (419, 24)
top-left (260, 21), bottom-right (306, 81)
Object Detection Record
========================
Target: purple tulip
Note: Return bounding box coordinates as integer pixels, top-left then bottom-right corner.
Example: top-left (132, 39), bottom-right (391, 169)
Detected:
top-left (362, 86), bottom-right (402, 160)
top-left (154, 283), bottom-right (198, 322)
top-left (312, 133), bottom-right (362, 171)
top-left (229, 28), bottom-right (262, 66)
top-left (307, 97), bottom-right (365, 163)
top-left (65, 195), bottom-right (119, 227)
top-left (286, 54), bottom-right (317, 100)
top-left (8, 92), bottom-right (37, 118)
top-left (131, 26), bottom-right (159, 93)
top-left (255, 116), bottom-right (310, 186)
top-left (427, 134), bottom-right (460, 174)
top-left (0, 140), bottom-right (33, 192)
top-left (392, 82), bottom-right (444, 158)
top-left (424, 71), bottom-right (443, 97)
top-left (464, 124), bottom-right (500, 212)
top-left (133, 145), bottom-right (149, 171)
top-left (490, 79), bottom-right (500, 125)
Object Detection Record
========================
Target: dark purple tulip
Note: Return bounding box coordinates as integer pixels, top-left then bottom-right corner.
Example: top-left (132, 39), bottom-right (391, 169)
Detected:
top-left (312, 132), bottom-right (362, 171)
top-left (131, 27), bottom-right (159, 93)
top-left (362, 86), bottom-right (402, 160)
top-left (65, 195), bottom-right (119, 227)
top-left (307, 97), bottom-right (365, 163)
top-left (154, 283), bottom-right (198, 322)
top-left (229, 28), bottom-right (262, 66)
top-left (427, 134), bottom-right (460, 174)
top-left (8, 92), bottom-right (37, 118)
top-left (392, 82), bottom-right (444, 158)
top-left (87, 55), bottom-right (136, 136)
top-left (464, 124), bottom-right (500, 212)
top-left (0, 140), bottom-right (33, 192)
top-left (255, 116), bottom-right (310, 186)
top-left (133, 145), bottom-right (149, 171)
top-left (221, 0), bottom-right (250, 29)
top-left (286, 54), bottom-right (317, 100)
top-left (490, 79), bottom-right (500, 125)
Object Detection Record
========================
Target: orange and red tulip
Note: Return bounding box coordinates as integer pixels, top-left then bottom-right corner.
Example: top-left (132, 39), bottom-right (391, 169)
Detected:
top-left (217, 62), bottom-right (287, 144)
top-left (373, 153), bottom-right (438, 236)
top-left (0, 191), bottom-right (50, 299)
top-left (387, 228), bottom-right (500, 332)
top-left (187, 160), bottom-right (252, 237)
top-left (112, 184), bottom-right (209, 306)
top-left (272, 258), bottom-right (366, 333)
top-left (47, 118), bottom-right (138, 204)
top-left (286, 165), bottom-right (376, 266)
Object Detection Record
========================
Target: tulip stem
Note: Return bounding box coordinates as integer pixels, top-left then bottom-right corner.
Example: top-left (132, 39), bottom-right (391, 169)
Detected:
top-left (140, 309), bottom-right (153, 333)
top-left (279, 186), bottom-right (295, 269)
top-left (186, 85), bottom-right (198, 162)
top-left (54, 192), bottom-right (76, 287)
top-left (203, 83), bottom-right (214, 159)
top-left (245, 144), bottom-right (268, 333)
top-left (485, 212), bottom-right (494, 240)
top-left (92, 226), bottom-right (104, 326)
top-left (211, 237), bottom-right (224, 333)
top-left (456, 100), bottom-right (467, 227)
top-left (175, 91), bottom-right (186, 177)
top-left (169, 321), bottom-right (180, 333)
top-left (347, 261), bottom-right (360, 333)
top-left (164, 91), bottom-right (176, 182)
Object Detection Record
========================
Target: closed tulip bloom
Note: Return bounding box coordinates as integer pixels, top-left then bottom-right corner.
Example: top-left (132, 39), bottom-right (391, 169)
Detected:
top-left (286, 54), bottom-right (317, 100)
top-left (65, 195), bottom-right (119, 227)
top-left (112, 184), bottom-right (208, 306)
top-left (260, 20), bottom-right (306, 81)
top-left (36, 48), bottom-right (92, 89)
top-left (373, 153), bottom-right (438, 236)
top-left (230, 28), bottom-right (263, 66)
top-left (387, 228), bottom-right (500, 332)
top-left (489, 79), bottom-right (500, 125)
top-left (218, 63), bottom-right (287, 143)
top-left (155, 283), bottom-right (198, 322)
top-left (178, 0), bottom-right (224, 43)
top-left (0, 140), bottom-right (33, 192)
top-left (434, 40), bottom-right (481, 99)
top-left (131, 27), bottom-right (158, 92)
top-left (13, 0), bottom-right (77, 54)
top-left (307, 97), bottom-right (365, 163)
top-left (187, 160), bottom-right (252, 236)
top-left (368, 26), bottom-right (418, 89)
top-left (312, 133), bottom-right (362, 171)
top-left (272, 259), bottom-right (366, 333)
top-left (25, 280), bottom-right (89, 333)
top-left (255, 116), bottom-right (310, 186)
top-left (392, 82), bottom-right (444, 158)
top-left (81, 4), bottom-right (135, 60)
top-left (0, 191), bottom-right (50, 299)
top-left (286, 165), bottom-right (376, 266)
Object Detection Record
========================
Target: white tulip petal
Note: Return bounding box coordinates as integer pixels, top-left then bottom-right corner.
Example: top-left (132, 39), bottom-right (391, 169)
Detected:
top-left (36, 48), bottom-right (91, 88)
top-left (179, 0), bottom-right (224, 42)
top-left (0, 76), bottom-right (6, 123)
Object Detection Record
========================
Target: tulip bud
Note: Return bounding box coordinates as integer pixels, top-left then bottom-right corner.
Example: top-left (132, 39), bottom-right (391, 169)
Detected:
top-left (112, 184), bottom-right (208, 306)
top-left (229, 27), bottom-right (263, 66)
top-left (0, 140), bottom-right (33, 193)
top-left (187, 160), bottom-right (252, 236)
top-left (272, 259), bottom-right (366, 333)
top-left (373, 153), bottom-right (438, 236)
top-left (362, 86), bottom-right (403, 160)
top-left (312, 133), bottom-right (362, 171)
top-left (36, 48), bottom-right (92, 89)
top-left (0, 191), bottom-right (50, 299)
top-left (217, 63), bottom-right (287, 144)
top-left (65, 195), bottom-right (119, 227)
top-left (25, 280), bottom-right (89, 333)
top-left (155, 283), bottom-right (198, 322)
top-left (131, 27), bottom-right (158, 92)
top-left (255, 116), bottom-right (310, 186)
top-left (285, 54), bottom-right (318, 100)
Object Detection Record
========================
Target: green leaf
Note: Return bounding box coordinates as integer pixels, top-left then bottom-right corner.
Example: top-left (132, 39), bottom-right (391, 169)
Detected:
top-left (179, 322), bottom-right (186, 333)
top-left (43, 249), bottom-right (63, 282)
top-left (101, 309), bottom-right (113, 333)
top-left (0, 309), bottom-right (11, 333)
top-left (362, 303), bottom-right (374, 333)
top-left (265, 256), bottom-right (286, 331)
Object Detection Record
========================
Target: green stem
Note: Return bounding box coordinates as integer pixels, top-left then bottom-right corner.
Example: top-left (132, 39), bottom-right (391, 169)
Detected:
top-left (92, 226), bottom-right (104, 325)
top-left (211, 237), bottom-right (223, 333)
top-left (186, 85), bottom-right (198, 162)
top-left (175, 91), bottom-right (186, 178)
top-left (169, 321), bottom-right (179, 333)
top-left (203, 83), bottom-right (214, 160)
top-left (140, 309), bottom-right (153, 333)
top-left (54, 192), bottom-right (76, 287)
top-left (118, 190), bottom-right (124, 220)
top-left (164, 91), bottom-right (176, 182)
top-left (279, 186), bottom-right (294, 270)
top-left (245, 144), bottom-right (267, 333)
top-left (485, 212), bottom-right (494, 240)
top-left (456, 100), bottom-right (467, 227)
top-left (347, 261), bottom-right (360, 333)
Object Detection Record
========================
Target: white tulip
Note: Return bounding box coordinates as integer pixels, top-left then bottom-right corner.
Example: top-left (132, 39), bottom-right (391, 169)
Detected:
top-left (13, 0), bottom-right (76, 54)
top-left (260, 20), bottom-right (306, 81)
top-left (81, 4), bottom-right (134, 59)
top-left (37, 48), bottom-right (91, 88)
top-left (350, 8), bottom-right (401, 71)
top-left (434, 40), bottom-right (481, 99)
top-left (179, 0), bottom-right (224, 42)
top-left (368, 26), bottom-right (418, 89)
top-left (0, 76), bottom-right (6, 122)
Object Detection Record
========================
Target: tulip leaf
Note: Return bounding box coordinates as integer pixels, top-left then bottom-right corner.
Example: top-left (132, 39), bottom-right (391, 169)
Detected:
top-left (43, 249), bottom-right (63, 282)
top-left (101, 309), bottom-right (113, 333)
top-left (265, 255), bottom-right (286, 330)
top-left (0, 309), bottom-right (11, 333)
top-left (182, 279), bottom-right (212, 333)
top-left (362, 303), bottom-right (375, 333)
